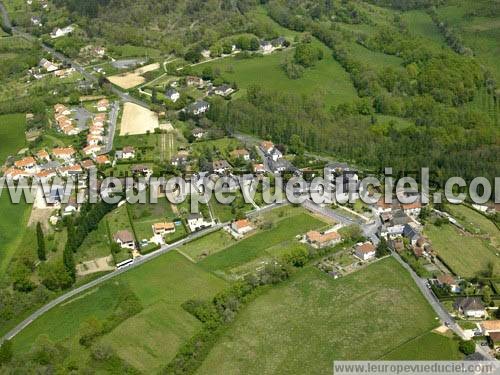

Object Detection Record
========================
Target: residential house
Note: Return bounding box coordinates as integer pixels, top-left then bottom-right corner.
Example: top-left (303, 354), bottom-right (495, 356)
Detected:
top-left (454, 297), bottom-right (486, 319)
top-left (210, 160), bottom-right (232, 175)
top-left (379, 209), bottom-right (412, 239)
top-left (97, 98), bottom-right (110, 112)
top-left (306, 230), bottom-right (342, 249)
top-left (113, 230), bottom-right (135, 249)
top-left (259, 140), bottom-right (275, 154)
top-left (122, 146), bottom-right (135, 159)
top-left (253, 163), bottom-right (266, 174)
top-left (354, 242), bottom-right (376, 261)
top-left (402, 223), bottom-right (421, 246)
top-left (50, 25), bottom-right (74, 39)
top-left (14, 156), bottom-right (37, 173)
top-left (165, 88), bottom-right (180, 102)
top-left (231, 219), bottom-right (254, 235)
top-left (131, 164), bottom-right (153, 177)
top-left (40, 58), bottom-right (59, 72)
top-left (30, 16), bottom-right (42, 26)
top-left (58, 164), bottom-right (83, 178)
top-left (81, 159), bottom-right (95, 170)
top-left (83, 144), bottom-right (101, 156)
top-left (480, 320), bottom-right (500, 336)
top-left (63, 197), bottom-right (79, 216)
top-left (271, 37), bottom-right (287, 48)
top-left (214, 84), bottom-right (234, 97)
top-left (52, 147), bottom-right (76, 162)
top-left (36, 149), bottom-right (51, 162)
top-left (95, 155), bottom-right (111, 166)
top-left (35, 168), bottom-right (57, 183)
top-left (402, 200), bottom-right (423, 216)
top-left (230, 149), bottom-right (250, 161)
top-left (259, 40), bottom-right (273, 53)
top-left (268, 158), bottom-right (293, 174)
top-left (54, 103), bottom-right (70, 115)
top-left (93, 113), bottom-right (107, 127)
top-left (152, 222), bottom-right (175, 236)
top-left (192, 127), bottom-right (207, 139)
top-left (436, 274), bottom-right (461, 293)
top-left (3, 167), bottom-right (30, 181)
top-left (187, 100), bottom-right (210, 116)
top-left (187, 213), bottom-right (211, 232)
top-left (186, 76), bottom-right (204, 87)
top-left (87, 134), bottom-right (103, 145)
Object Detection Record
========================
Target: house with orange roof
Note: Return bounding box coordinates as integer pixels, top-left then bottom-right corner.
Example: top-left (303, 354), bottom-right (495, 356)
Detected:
top-left (83, 144), bottom-right (101, 156)
top-left (3, 168), bottom-right (30, 181)
top-left (402, 200), bottom-right (422, 216)
top-left (89, 126), bottom-right (104, 135)
top-left (306, 230), bottom-right (342, 249)
top-left (87, 134), bottom-right (103, 145)
top-left (152, 222), bottom-right (175, 236)
top-left (253, 163), bottom-right (266, 174)
top-left (230, 149), bottom-right (250, 161)
top-left (93, 115), bottom-right (107, 127)
top-left (14, 156), bottom-right (37, 172)
top-left (36, 149), bottom-right (51, 162)
top-left (231, 219), bottom-right (254, 235)
top-left (35, 169), bottom-right (57, 182)
top-left (259, 141), bottom-right (274, 154)
top-left (354, 242), bottom-right (376, 261)
top-left (95, 154), bottom-right (111, 165)
top-left (58, 164), bottom-right (83, 177)
top-left (81, 159), bottom-right (96, 170)
top-left (52, 147), bottom-right (76, 161)
top-left (97, 98), bottom-right (110, 112)
top-left (54, 103), bottom-right (70, 115)
top-left (480, 320), bottom-right (500, 336)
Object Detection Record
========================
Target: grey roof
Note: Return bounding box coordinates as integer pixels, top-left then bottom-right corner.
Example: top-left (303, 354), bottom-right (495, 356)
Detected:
top-left (188, 213), bottom-right (202, 220)
top-left (403, 224), bottom-right (420, 240)
top-left (269, 158), bottom-right (293, 173)
top-left (271, 37), bottom-right (286, 47)
top-left (212, 160), bottom-right (231, 170)
top-left (453, 297), bottom-right (484, 312)
top-left (392, 210), bottom-right (411, 226)
top-left (216, 84), bottom-right (231, 92)
top-left (188, 100), bottom-right (209, 112)
top-left (166, 88), bottom-right (178, 97)
top-left (41, 161), bottom-right (61, 170)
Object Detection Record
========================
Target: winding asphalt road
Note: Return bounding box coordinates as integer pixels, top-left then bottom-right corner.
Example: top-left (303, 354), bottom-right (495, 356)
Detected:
top-left (1, 223), bottom-right (225, 343)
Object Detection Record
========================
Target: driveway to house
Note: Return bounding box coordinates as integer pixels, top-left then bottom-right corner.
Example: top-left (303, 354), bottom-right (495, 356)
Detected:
top-left (1, 223), bottom-right (226, 343)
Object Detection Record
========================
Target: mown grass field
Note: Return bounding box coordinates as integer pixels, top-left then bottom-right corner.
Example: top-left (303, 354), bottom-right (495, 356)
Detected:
top-left (445, 204), bottom-right (499, 248)
top-left (13, 251), bottom-right (227, 373)
top-left (381, 331), bottom-right (463, 360)
top-left (198, 213), bottom-right (325, 274)
top-left (196, 258), bottom-right (438, 374)
top-left (193, 40), bottom-right (358, 107)
top-left (180, 229), bottom-right (235, 261)
top-left (425, 223), bottom-right (498, 278)
top-left (0, 113), bottom-right (26, 161)
top-left (0, 113), bottom-right (30, 276)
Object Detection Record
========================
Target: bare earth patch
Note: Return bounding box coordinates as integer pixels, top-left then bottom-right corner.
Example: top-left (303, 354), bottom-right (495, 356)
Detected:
top-left (120, 102), bottom-right (159, 135)
top-left (76, 255), bottom-right (114, 276)
top-left (107, 63), bottom-right (160, 89)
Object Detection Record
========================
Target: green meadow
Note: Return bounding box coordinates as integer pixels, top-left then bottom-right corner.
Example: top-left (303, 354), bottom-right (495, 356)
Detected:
top-left (196, 258), bottom-right (438, 374)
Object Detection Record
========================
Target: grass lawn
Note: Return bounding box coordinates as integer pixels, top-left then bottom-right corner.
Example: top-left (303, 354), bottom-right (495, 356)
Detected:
top-left (0, 113), bottom-right (26, 161)
top-left (76, 218), bottom-right (112, 263)
top-left (349, 42), bottom-right (404, 72)
top-left (0, 193), bottom-right (31, 277)
top-left (445, 204), bottom-right (499, 248)
top-left (198, 213), bottom-right (325, 274)
top-left (193, 41), bottom-right (358, 107)
top-left (381, 331), bottom-right (463, 360)
top-left (12, 251), bottom-right (227, 373)
top-left (401, 10), bottom-right (448, 49)
top-left (425, 223), bottom-right (498, 278)
top-left (196, 258), bottom-right (438, 374)
top-left (180, 229), bottom-right (235, 262)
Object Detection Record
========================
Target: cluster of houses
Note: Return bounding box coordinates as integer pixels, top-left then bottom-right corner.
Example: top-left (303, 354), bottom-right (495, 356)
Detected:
top-left (54, 104), bottom-right (79, 135)
top-left (259, 140), bottom-right (295, 174)
top-left (82, 98), bottom-right (111, 159)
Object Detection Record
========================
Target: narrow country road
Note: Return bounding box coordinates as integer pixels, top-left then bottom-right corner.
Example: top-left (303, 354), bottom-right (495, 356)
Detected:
top-left (1, 223), bottom-right (226, 343)
top-left (0, 1), bottom-right (11, 30)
